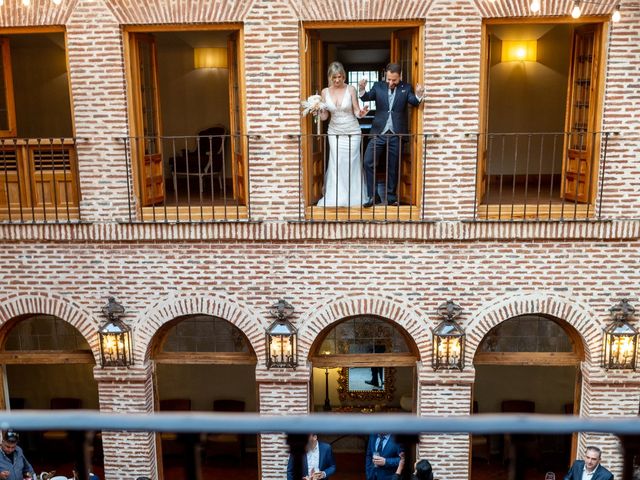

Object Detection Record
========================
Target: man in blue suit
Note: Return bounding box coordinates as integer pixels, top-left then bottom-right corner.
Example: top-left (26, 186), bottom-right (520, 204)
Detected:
top-left (366, 433), bottom-right (403, 480)
top-left (287, 434), bottom-right (336, 480)
top-left (358, 63), bottom-right (424, 207)
top-left (564, 446), bottom-right (614, 480)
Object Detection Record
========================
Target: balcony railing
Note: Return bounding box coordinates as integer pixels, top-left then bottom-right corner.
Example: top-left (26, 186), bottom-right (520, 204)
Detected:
top-left (122, 134), bottom-right (254, 223)
top-left (293, 133), bottom-right (432, 222)
top-left (3, 411), bottom-right (640, 480)
top-left (0, 138), bottom-right (80, 224)
top-left (470, 131), bottom-right (616, 221)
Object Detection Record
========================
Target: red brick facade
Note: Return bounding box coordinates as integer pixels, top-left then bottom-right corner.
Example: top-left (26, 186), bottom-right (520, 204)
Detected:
top-left (0, 0), bottom-right (639, 479)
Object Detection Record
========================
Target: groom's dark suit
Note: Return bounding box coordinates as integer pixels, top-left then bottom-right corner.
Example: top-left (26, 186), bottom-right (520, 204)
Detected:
top-left (360, 81), bottom-right (421, 204)
top-left (564, 460), bottom-right (614, 480)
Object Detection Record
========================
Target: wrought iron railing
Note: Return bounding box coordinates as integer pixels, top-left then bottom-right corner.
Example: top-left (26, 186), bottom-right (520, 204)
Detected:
top-left (470, 131), bottom-right (617, 221)
top-left (0, 138), bottom-right (81, 224)
top-left (2, 412), bottom-right (640, 480)
top-left (121, 134), bottom-right (254, 223)
top-left (292, 133), bottom-right (433, 222)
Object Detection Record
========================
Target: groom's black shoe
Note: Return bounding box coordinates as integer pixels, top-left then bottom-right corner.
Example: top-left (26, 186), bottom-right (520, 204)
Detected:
top-left (363, 196), bottom-right (383, 208)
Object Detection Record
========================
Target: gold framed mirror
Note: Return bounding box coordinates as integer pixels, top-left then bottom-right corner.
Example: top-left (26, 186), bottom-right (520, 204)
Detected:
top-left (337, 366), bottom-right (396, 401)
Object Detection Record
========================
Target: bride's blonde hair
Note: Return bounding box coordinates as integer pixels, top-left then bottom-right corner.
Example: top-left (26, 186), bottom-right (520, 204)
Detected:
top-left (327, 62), bottom-right (346, 84)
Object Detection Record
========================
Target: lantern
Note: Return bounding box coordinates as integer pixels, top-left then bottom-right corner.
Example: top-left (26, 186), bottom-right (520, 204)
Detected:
top-left (603, 299), bottom-right (638, 370)
top-left (432, 300), bottom-right (465, 371)
top-left (98, 297), bottom-right (133, 367)
top-left (266, 299), bottom-right (298, 369)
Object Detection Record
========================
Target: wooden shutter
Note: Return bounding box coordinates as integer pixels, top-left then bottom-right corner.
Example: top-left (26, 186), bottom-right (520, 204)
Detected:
top-left (29, 144), bottom-right (78, 209)
top-left (0, 38), bottom-right (16, 138)
top-left (391, 28), bottom-right (421, 206)
top-left (130, 33), bottom-right (164, 207)
top-left (228, 31), bottom-right (247, 205)
top-left (303, 30), bottom-right (325, 206)
top-left (562, 25), bottom-right (602, 203)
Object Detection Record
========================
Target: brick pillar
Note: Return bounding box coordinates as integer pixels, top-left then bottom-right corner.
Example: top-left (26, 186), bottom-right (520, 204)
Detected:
top-left (257, 373), bottom-right (309, 480)
top-left (417, 367), bottom-right (474, 480)
top-left (94, 365), bottom-right (157, 480)
top-left (66, 0), bottom-right (132, 223)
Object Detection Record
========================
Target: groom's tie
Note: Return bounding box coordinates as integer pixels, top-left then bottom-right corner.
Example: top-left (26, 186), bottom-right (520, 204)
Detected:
top-left (383, 88), bottom-right (396, 134)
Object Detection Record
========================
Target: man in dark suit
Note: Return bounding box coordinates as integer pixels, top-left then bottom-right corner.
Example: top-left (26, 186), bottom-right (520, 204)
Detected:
top-left (358, 63), bottom-right (424, 207)
top-left (287, 434), bottom-right (336, 480)
top-left (366, 433), bottom-right (403, 480)
top-left (564, 446), bottom-right (614, 480)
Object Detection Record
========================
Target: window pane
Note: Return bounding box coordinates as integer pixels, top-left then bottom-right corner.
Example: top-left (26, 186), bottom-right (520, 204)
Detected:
top-left (5, 315), bottom-right (90, 351)
top-left (479, 315), bottom-right (574, 353)
top-left (319, 315), bottom-right (410, 355)
top-left (162, 315), bottom-right (249, 353)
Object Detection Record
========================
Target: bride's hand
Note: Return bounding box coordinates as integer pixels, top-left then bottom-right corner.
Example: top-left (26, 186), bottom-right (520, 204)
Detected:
top-left (358, 106), bottom-right (369, 118)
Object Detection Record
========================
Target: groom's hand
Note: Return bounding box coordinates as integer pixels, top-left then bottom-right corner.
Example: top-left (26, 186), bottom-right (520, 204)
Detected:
top-left (358, 78), bottom-right (368, 91)
top-left (415, 83), bottom-right (425, 99)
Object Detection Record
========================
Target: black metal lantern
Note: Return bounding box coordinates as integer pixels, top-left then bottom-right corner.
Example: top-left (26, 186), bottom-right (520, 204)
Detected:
top-left (266, 299), bottom-right (298, 369)
top-left (98, 297), bottom-right (133, 367)
top-left (432, 300), bottom-right (465, 371)
top-left (603, 299), bottom-right (638, 370)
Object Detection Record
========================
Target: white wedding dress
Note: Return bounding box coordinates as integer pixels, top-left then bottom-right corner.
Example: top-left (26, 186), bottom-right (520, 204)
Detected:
top-left (316, 88), bottom-right (366, 207)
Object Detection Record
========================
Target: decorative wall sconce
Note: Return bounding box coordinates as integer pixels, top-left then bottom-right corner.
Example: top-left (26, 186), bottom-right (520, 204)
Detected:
top-left (501, 40), bottom-right (538, 62)
top-left (432, 300), bottom-right (466, 371)
top-left (194, 47), bottom-right (228, 69)
top-left (98, 297), bottom-right (133, 367)
top-left (265, 299), bottom-right (298, 369)
top-left (603, 299), bottom-right (638, 370)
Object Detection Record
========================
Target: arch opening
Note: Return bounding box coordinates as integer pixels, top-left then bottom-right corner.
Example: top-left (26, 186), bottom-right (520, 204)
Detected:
top-left (149, 314), bottom-right (258, 480)
top-left (471, 314), bottom-right (584, 480)
top-left (0, 314), bottom-right (102, 477)
top-left (309, 315), bottom-right (420, 479)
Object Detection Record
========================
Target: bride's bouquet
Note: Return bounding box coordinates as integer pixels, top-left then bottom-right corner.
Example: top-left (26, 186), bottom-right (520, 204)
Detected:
top-left (301, 94), bottom-right (326, 134)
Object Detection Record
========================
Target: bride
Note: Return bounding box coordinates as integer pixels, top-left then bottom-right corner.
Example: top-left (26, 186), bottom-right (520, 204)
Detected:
top-left (316, 62), bottom-right (368, 207)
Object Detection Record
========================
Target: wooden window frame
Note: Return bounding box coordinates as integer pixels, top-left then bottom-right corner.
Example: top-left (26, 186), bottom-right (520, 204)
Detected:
top-left (300, 21), bottom-right (425, 222)
top-left (477, 17), bottom-right (609, 220)
top-left (122, 24), bottom-right (249, 222)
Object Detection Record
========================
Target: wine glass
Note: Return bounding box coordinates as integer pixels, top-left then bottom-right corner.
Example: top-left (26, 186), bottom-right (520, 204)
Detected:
top-left (545, 472), bottom-right (556, 480)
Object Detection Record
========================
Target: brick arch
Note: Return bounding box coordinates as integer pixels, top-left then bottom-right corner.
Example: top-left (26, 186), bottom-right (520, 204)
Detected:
top-left (136, 294), bottom-right (264, 363)
top-left (297, 295), bottom-right (430, 361)
top-left (0, 0), bottom-right (80, 27)
top-left (466, 292), bottom-right (600, 364)
top-left (287, 0), bottom-right (438, 20)
top-left (103, 0), bottom-right (257, 24)
top-left (472, 0), bottom-right (617, 17)
top-left (0, 293), bottom-right (100, 363)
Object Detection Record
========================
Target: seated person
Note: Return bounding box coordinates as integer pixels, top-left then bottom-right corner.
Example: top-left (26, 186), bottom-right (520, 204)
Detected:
top-left (287, 434), bottom-right (336, 480)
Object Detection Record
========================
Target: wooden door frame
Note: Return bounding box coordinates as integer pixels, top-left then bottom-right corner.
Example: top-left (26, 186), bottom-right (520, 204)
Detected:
top-left (477, 17), bottom-right (609, 210)
top-left (299, 21), bottom-right (425, 214)
top-left (122, 24), bottom-right (246, 212)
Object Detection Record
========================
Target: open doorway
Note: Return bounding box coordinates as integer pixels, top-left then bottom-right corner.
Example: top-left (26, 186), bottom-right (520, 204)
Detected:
top-left (125, 27), bottom-right (247, 221)
top-left (309, 315), bottom-right (419, 479)
top-left (472, 315), bottom-right (584, 480)
top-left (150, 314), bottom-right (258, 480)
top-left (0, 30), bottom-right (79, 222)
top-left (0, 315), bottom-right (102, 477)
top-left (301, 24), bottom-right (424, 221)
top-left (477, 20), bottom-right (607, 220)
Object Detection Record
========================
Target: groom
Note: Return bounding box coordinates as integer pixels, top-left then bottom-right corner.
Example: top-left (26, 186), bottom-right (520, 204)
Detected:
top-left (358, 63), bottom-right (424, 207)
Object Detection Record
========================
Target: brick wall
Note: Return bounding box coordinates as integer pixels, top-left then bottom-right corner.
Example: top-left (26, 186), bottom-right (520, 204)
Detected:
top-left (1, 240), bottom-right (639, 478)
